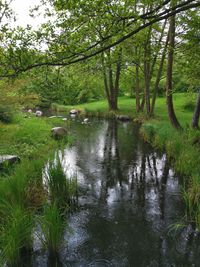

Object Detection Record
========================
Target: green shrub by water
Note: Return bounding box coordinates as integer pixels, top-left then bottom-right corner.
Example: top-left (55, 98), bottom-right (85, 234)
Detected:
top-left (0, 105), bottom-right (14, 123)
top-left (182, 99), bottom-right (196, 111)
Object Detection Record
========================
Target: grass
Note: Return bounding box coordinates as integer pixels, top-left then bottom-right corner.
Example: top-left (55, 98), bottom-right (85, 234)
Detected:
top-left (0, 112), bottom-right (71, 159)
top-left (46, 155), bottom-right (78, 210)
top-left (51, 93), bottom-right (194, 124)
top-left (38, 203), bottom-right (65, 256)
top-left (0, 113), bottom-right (72, 265)
top-left (0, 206), bottom-right (33, 267)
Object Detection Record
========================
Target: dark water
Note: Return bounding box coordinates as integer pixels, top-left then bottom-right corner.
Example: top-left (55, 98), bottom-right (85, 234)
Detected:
top-left (30, 118), bottom-right (200, 267)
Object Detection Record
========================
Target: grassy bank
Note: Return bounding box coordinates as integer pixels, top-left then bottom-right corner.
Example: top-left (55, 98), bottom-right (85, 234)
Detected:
top-left (51, 93), bottom-right (194, 124)
top-left (0, 113), bottom-right (73, 266)
top-left (140, 122), bottom-right (200, 228)
top-left (0, 113), bottom-right (70, 159)
top-left (52, 93), bottom-right (200, 229)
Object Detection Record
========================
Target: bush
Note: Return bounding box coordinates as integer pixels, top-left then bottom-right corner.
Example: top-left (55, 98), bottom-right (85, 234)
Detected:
top-left (0, 105), bottom-right (14, 123)
top-left (182, 100), bottom-right (195, 111)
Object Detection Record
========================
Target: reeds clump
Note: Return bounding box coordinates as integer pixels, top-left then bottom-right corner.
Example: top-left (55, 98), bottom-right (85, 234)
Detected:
top-left (38, 204), bottom-right (65, 257)
top-left (0, 159), bottom-right (46, 266)
top-left (0, 206), bottom-right (33, 267)
top-left (46, 156), bottom-right (78, 210)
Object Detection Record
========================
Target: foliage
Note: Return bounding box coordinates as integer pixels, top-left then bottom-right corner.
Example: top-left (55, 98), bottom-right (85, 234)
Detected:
top-left (0, 105), bottom-right (13, 123)
top-left (182, 99), bottom-right (196, 112)
top-left (20, 63), bottom-right (104, 105)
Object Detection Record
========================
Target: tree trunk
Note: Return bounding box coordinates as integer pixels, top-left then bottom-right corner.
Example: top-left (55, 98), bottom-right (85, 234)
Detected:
top-left (140, 95), bottom-right (145, 112)
top-left (135, 62), bottom-right (141, 112)
top-left (144, 26), bottom-right (152, 115)
top-left (151, 31), bottom-right (169, 114)
top-left (150, 19), bottom-right (167, 79)
top-left (112, 48), bottom-right (122, 111)
top-left (101, 48), bottom-right (122, 111)
top-left (192, 90), bottom-right (200, 129)
top-left (166, 14), bottom-right (182, 130)
top-left (101, 52), bottom-right (110, 102)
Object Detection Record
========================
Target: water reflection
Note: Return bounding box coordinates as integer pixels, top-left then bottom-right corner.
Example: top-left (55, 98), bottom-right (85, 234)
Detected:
top-left (34, 119), bottom-right (200, 266)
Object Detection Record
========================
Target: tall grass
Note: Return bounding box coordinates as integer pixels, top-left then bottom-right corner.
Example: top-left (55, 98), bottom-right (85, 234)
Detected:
top-left (0, 113), bottom-right (74, 264)
top-left (38, 204), bottom-right (65, 256)
top-left (0, 160), bottom-right (46, 211)
top-left (0, 206), bottom-right (33, 267)
top-left (46, 156), bottom-right (78, 210)
top-left (0, 159), bottom-right (47, 266)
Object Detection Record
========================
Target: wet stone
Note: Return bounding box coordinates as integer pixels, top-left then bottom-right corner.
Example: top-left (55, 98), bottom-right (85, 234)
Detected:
top-left (0, 155), bottom-right (20, 168)
top-left (116, 115), bottom-right (131, 121)
top-left (51, 127), bottom-right (67, 139)
top-left (70, 109), bottom-right (79, 115)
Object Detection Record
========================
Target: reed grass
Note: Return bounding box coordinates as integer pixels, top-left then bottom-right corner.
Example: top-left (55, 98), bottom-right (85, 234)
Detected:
top-left (0, 206), bottom-right (33, 267)
top-left (38, 204), bottom-right (65, 256)
top-left (46, 156), bottom-right (78, 210)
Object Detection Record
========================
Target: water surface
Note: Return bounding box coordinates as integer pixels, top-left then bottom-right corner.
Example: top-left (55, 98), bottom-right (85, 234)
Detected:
top-left (31, 118), bottom-right (200, 267)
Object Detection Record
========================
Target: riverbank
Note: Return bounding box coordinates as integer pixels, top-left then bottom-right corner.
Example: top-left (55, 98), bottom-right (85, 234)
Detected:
top-left (51, 94), bottom-right (194, 123)
top-left (0, 102), bottom-right (199, 265)
top-left (0, 113), bottom-right (73, 266)
top-left (52, 94), bottom-right (200, 229)
top-left (0, 113), bottom-right (71, 159)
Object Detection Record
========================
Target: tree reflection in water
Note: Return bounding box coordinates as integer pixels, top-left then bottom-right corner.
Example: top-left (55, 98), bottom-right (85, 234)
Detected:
top-left (29, 118), bottom-right (200, 267)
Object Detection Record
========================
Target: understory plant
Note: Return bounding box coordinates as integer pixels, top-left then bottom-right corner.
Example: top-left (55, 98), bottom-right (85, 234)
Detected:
top-left (0, 105), bottom-right (14, 123)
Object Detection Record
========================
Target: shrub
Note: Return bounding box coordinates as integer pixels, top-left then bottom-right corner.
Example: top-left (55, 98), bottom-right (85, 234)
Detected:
top-left (182, 100), bottom-right (195, 111)
top-left (0, 105), bottom-right (13, 123)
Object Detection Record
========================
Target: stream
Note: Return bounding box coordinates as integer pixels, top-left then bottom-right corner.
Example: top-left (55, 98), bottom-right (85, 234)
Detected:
top-left (28, 117), bottom-right (200, 267)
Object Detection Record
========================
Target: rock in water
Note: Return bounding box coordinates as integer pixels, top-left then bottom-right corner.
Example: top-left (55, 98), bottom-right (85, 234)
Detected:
top-left (35, 110), bottom-right (43, 117)
top-left (0, 155), bottom-right (20, 168)
top-left (83, 118), bottom-right (89, 123)
top-left (116, 115), bottom-right (131, 121)
top-left (70, 109), bottom-right (78, 115)
top-left (49, 116), bottom-right (57, 119)
top-left (51, 127), bottom-right (67, 139)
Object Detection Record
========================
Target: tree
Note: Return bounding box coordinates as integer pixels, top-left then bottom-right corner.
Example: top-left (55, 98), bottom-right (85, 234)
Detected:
top-left (192, 90), bottom-right (200, 129)
top-left (166, 4), bottom-right (182, 130)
